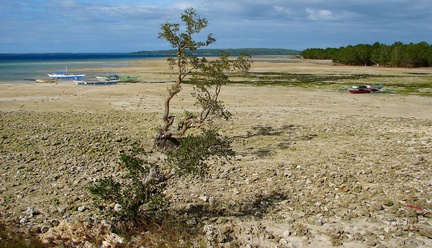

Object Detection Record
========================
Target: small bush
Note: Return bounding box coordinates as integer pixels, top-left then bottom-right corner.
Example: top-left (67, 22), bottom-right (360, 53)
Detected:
top-left (167, 128), bottom-right (235, 176)
top-left (88, 147), bottom-right (167, 220)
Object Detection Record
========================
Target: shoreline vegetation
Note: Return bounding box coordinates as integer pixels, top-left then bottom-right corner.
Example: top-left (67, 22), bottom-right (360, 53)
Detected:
top-left (1, 58), bottom-right (431, 247)
top-left (302, 41), bottom-right (432, 68)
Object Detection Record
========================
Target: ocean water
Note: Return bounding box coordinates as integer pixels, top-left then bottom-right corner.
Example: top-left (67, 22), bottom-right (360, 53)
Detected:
top-left (0, 53), bottom-right (167, 83)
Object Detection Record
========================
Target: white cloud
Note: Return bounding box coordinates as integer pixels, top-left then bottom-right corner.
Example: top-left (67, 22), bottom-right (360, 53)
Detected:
top-left (274, 6), bottom-right (293, 15)
top-left (305, 8), bottom-right (335, 21)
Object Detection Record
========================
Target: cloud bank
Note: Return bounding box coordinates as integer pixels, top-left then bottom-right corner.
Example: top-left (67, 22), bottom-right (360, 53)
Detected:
top-left (1, 0), bottom-right (430, 53)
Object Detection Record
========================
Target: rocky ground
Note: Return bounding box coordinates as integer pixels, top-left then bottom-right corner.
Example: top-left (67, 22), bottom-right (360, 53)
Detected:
top-left (1, 60), bottom-right (431, 247)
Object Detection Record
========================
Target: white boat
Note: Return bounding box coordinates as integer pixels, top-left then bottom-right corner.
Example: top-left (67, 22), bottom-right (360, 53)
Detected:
top-left (48, 73), bottom-right (85, 79)
top-left (48, 66), bottom-right (85, 79)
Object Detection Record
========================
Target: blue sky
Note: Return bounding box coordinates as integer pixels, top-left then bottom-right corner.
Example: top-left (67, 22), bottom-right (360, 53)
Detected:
top-left (1, 0), bottom-right (431, 53)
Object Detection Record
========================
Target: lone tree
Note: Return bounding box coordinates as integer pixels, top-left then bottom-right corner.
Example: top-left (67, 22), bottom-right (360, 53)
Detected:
top-left (88, 8), bottom-right (252, 223)
top-left (156, 7), bottom-right (252, 149)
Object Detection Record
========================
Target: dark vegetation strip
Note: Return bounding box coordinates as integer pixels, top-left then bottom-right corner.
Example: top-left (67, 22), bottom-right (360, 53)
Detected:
top-left (302, 41), bottom-right (432, 68)
top-left (184, 71), bottom-right (432, 96)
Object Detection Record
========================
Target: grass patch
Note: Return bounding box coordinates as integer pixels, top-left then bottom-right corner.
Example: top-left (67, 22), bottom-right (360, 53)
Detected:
top-left (238, 72), bottom-right (374, 87)
top-left (183, 68), bottom-right (432, 96)
top-left (224, 72), bottom-right (432, 96)
top-left (383, 81), bottom-right (432, 96)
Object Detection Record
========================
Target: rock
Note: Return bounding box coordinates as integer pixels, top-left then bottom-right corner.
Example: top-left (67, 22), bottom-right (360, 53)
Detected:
top-left (418, 224), bottom-right (432, 238)
top-left (199, 195), bottom-right (209, 202)
top-left (283, 230), bottom-right (292, 237)
top-left (57, 207), bottom-right (66, 214)
top-left (208, 196), bottom-right (216, 204)
top-left (50, 219), bottom-right (60, 227)
top-left (25, 207), bottom-right (35, 217)
top-left (216, 217), bottom-right (228, 224)
top-left (48, 205), bottom-right (57, 213)
top-left (114, 203), bottom-right (122, 212)
top-left (84, 241), bottom-right (97, 248)
top-left (102, 233), bottom-right (123, 247)
top-left (235, 155), bottom-right (243, 161)
top-left (19, 216), bottom-right (28, 223)
top-left (204, 224), bottom-right (217, 243)
top-left (366, 238), bottom-right (377, 246)
top-left (77, 206), bottom-right (86, 212)
top-left (279, 237), bottom-right (289, 246)
top-left (40, 225), bottom-right (50, 233)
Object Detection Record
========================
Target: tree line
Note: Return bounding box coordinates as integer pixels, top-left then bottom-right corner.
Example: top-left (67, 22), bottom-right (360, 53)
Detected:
top-left (301, 42), bottom-right (432, 67)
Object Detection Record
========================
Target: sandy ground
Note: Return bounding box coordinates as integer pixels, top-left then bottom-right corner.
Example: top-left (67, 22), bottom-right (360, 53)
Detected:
top-left (1, 59), bottom-right (431, 247)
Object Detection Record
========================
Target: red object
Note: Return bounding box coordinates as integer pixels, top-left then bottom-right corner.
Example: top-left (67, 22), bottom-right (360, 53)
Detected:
top-left (406, 205), bottom-right (422, 210)
top-left (348, 85), bottom-right (382, 94)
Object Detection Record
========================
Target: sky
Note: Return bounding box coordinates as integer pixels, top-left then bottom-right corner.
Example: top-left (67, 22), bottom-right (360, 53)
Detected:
top-left (1, 0), bottom-right (431, 53)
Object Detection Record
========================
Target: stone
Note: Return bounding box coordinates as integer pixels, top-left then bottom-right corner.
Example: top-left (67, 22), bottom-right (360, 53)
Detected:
top-left (418, 224), bottom-right (432, 238)
top-left (114, 204), bottom-right (122, 212)
top-left (199, 195), bottom-right (209, 202)
top-left (77, 206), bottom-right (86, 212)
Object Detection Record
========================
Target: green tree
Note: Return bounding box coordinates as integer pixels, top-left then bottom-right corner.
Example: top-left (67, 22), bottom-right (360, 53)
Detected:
top-left (427, 45), bottom-right (432, 66)
top-left (88, 8), bottom-right (250, 223)
top-left (371, 43), bottom-right (391, 66)
top-left (306, 41), bottom-right (431, 67)
top-left (353, 44), bottom-right (373, 65)
top-left (405, 42), bottom-right (429, 67)
top-left (390, 41), bottom-right (405, 66)
top-left (156, 7), bottom-right (252, 147)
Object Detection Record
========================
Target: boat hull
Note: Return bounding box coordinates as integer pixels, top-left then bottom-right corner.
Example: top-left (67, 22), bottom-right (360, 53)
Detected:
top-left (75, 80), bottom-right (118, 85)
top-left (348, 85), bottom-right (382, 94)
top-left (48, 73), bottom-right (86, 79)
top-left (96, 74), bottom-right (119, 82)
top-left (348, 88), bottom-right (372, 94)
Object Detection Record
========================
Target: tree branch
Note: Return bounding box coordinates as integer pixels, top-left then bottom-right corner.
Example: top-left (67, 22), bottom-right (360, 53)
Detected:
top-left (142, 166), bottom-right (175, 186)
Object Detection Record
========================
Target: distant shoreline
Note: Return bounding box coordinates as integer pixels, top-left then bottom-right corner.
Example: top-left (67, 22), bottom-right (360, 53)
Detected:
top-left (0, 53), bottom-right (300, 83)
top-left (0, 48), bottom-right (302, 57)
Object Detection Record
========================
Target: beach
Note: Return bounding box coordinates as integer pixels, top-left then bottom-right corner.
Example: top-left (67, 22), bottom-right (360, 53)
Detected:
top-left (1, 58), bottom-right (431, 247)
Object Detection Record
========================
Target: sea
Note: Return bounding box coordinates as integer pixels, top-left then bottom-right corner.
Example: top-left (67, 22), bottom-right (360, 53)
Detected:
top-left (0, 53), bottom-right (168, 83)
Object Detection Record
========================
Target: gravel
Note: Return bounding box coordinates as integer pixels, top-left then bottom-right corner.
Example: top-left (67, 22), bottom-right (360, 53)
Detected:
top-left (1, 83), bottom-right (431, 247)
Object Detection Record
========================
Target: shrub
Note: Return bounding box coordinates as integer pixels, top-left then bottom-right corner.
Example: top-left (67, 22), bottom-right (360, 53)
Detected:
top-left (88, 148), bottom-right (167, 220)
top-left (88, 129), bottom-right (233, 221)
top-left (167, 128), bottom-right (234, 176)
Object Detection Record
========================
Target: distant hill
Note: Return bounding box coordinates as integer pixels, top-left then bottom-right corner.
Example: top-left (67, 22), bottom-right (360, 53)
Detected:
top-left (132, 48), bottom-right (301, 56)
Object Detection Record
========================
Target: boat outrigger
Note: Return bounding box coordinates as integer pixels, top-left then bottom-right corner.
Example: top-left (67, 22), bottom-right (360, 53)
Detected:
top-left (48, 66), bottom-right (85, 79)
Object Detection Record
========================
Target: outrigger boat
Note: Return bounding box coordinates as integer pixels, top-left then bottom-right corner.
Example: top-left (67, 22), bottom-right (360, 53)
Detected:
top-left (119, 75), bottom-right (139, 82)
top-left (347, 84), bottom-right (389, 94)
top-left (96, 74), bottom-right (139, 83)
top-left (95, 74), bottom-right (120, 82)
top-left (48, 66), bottom-right (85, 79)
